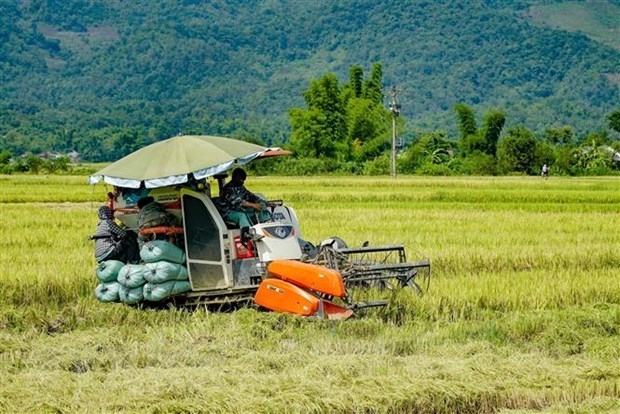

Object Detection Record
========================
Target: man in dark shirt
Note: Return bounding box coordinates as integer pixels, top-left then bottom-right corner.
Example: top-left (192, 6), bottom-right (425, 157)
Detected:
top-left (219, 168), bottom-right (271, 228)
top-left (92, 205), bottom-right (140, 263)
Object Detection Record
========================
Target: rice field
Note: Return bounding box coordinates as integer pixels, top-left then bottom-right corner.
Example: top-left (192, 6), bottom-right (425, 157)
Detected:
top-left (0, 174), bottom-right (618, 413)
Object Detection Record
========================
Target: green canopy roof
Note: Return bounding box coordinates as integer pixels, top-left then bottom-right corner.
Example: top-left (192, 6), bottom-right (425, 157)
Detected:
top-left (88, 135), bottom-right (268, 188)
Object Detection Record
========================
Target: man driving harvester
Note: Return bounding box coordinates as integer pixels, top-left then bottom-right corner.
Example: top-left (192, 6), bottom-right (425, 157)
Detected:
top-left (219, 167), bottom-right (273, 229)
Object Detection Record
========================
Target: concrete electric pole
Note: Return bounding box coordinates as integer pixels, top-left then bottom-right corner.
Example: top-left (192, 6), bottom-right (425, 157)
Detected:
top-left (388, 86), bottom-right (401, 178)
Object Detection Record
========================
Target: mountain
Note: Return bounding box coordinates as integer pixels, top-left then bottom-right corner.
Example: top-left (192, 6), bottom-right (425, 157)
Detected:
top-left (1, 0), bottom-right (619, 161)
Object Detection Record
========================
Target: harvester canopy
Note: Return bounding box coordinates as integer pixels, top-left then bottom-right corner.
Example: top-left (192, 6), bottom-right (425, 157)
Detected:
top-left (88, 134), bottom-right (282, 189)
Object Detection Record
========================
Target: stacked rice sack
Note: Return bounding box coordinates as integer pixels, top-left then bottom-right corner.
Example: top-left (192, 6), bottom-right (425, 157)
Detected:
top-left (94, 260), bottom-right (125, 303)
top-left (140, 240), bottom-right (191, 302)
top-left (116, 264), bottom-right (149, 304)
top-left (94, 240), bottom-right (191, 304)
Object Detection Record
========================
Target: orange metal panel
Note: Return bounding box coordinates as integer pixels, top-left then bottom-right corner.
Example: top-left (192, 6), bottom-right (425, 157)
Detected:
top-left (321, 300), bottom-right (354, 320)
top-left (254, 278), bottom-right (319, 316)
top-left (267, 260), bottom-right (346, 298)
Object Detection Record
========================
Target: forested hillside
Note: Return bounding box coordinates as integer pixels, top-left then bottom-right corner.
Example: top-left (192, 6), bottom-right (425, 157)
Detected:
top-left (0, 0), bottom-right (619, 162)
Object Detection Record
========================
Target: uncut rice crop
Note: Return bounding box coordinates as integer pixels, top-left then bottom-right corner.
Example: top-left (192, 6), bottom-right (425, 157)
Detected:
top-left (0, 174), bottom-right (619, 413)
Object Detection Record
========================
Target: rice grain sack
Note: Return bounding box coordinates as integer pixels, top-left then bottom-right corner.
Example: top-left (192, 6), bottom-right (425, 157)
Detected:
top-left (144, 261), bottom-right (188, 284)
top-left (96, 260), bottom-right (125, 283)
top-left (140, 240), bottom-right (185, 264)
top-left (119, 284), bottom-right (144, 305)
top-left (143, 281), bottom-right (191, 302)
top-left (117, 264), bottom-right (149, 288)
top-left (95, 282), bottom-right (120, 303)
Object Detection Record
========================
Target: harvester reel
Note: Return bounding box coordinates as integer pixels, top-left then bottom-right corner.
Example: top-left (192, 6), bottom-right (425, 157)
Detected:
top-left (306, 243), bottom-right (431, 296)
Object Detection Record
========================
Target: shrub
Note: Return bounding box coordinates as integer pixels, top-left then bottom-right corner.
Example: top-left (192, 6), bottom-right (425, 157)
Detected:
top-left (416, 162), bottom-right (453, 176)
top-left (453, 152), bottom-right (497, 175)
top-left (362, 154), bottom-right (390, 175)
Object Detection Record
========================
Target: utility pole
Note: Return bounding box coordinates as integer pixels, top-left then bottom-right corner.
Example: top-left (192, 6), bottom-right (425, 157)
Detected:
top-left (388, 86), bottom-right (401, 178)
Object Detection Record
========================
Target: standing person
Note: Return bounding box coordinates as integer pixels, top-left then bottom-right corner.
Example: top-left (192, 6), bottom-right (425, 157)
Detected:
top-left (92, 205), bottom-right (140, 263)
top-left (541, 164), bottom-right (549, 179)
top-left (219, 167), bottom-right (271, 228)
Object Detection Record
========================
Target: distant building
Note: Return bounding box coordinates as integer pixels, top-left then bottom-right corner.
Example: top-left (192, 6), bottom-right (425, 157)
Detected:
top-left (68, 150), bottom-right (81, 162)
top-left (26, 150), bottom-right (81, 162)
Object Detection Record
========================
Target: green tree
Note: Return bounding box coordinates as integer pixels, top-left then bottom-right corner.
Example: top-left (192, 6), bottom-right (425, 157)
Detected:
top-left (341, 63), bottom-right (391, 162)
top-left (400, 131), bottom-right (454, 173)
top-left (454, 103), bottom-right (478, 140)
top-left (289, 108), bottom-right (335, 159)
top-left (580, 131), bottom-right (611, 147)
top-left (545, 126), bottom-right (574, 146)
top-left (24, 154), bottom-right (43, 173)
top-left (110, 128), bottom-right (141, 159)
top-left (534, 140), bottom-right (555, 172)
top-left (43, 156), bottom-right (70, 174)
top-left (455, 103), bottom-right (484, 156)
top-left (456, 104), bottom-right (505, 157)
top-left (347, 98), bottom-right (390, 161)
top-left (607, 109), bottom-right (620, 133)
top-left (454, 152), bottom-right (497, 175)
top-left (0, 150), bottom-right (12, 165)
top-left (454, 103), bottom-right (506, 157)
top-left (362, 62), bottom-right (384, 105)
top-left (496, 127), bottom-right (538, 175)
top-left (289, 73), bottom-right (351, 162)
top-left (572, 132), bottom-right (617, 174)
top-left (348, 65), bottom-right (364, 99)
top-left (290, 67), bottom-right (388, 163)
top-left (480, 109), bottom-right (505, 156)
top-left (553, 145), bottom-right (576, 175)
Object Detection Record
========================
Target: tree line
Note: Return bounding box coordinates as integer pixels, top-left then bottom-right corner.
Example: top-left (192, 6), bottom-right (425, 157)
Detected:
top-left (2, 0), bottom-right (619, 167)
top-left (260, 63), bottom-right (620, 177)
top-left (1, 63), bottom-right (619, 176)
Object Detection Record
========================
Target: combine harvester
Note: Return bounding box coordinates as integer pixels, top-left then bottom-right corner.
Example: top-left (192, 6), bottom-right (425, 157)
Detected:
top-left (89, 135), bottom-right (431, 319)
